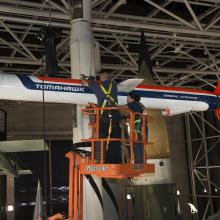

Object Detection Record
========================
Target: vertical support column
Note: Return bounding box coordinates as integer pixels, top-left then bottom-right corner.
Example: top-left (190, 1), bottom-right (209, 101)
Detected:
top-left (0, 176), bottom-right (6, 220)
top-left (201, 112), bottom-right (214, 215)
top-left (130, 111), bottom-right (134, 162)
top-left (6, 175), bottom-right (14, 220)
top-left (70, 0), bottom-right (99, 144)
top-left (73, 166), bottom-right (79, 220)
top-left (0, 110), bottom-right (7, 219)
top-left (185, 114), bottom-right (198, 220)
top-left (79, 174), bottom-right (83, 220)
top-left (142, 114), bottom-right (147, 163)
top-left (69, 1), bottom-right (103, 220)
top-left (48, 140), bottom-right (53, 216)
top-left (66, 152), bottom-right (74, 220)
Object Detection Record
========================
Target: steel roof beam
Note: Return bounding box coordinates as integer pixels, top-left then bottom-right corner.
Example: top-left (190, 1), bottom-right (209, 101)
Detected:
top-left (99, 43), bottom-right (135, 66)
top-left (45, 0), bottom-right (69, 14)
top-left (202, 43), bottom-right (220, 79)
top-left (92, 0), bottom-right (107, 9)
top-left (60, 0), bottom-right (69, 10)
top-left (173, 0), bottom-right (218, 7)
top-left (0, 20), bottom-right (37, 61)
top-left (151, 40), bottom-right (174, 59)
top-left (183, 0), bottom-right (203, 31)
top-left (112, 33), bottom-right (137, 67)
top-left (147, 0), bottom-right (171, 18)
top-left (0, 0), bottom-right (49, 9)
top-left (0, 37), bottom-right (33, 59)
top-left (92, 18), bottom-right (220, 38)
top-left (204, 12), bottom-right (220, 31)
top-left (98, 0), bottom-right (112, 12)
top-left (0, 4), bottom-right (70, 20)
top-left (0, 57), bottom-right (219, 75)
top-left (144, 0), bottom-right (197, 29)
top-left (198, 6), bottom-right (220, 22)
top-left (1, 4), bottom-right (220, 31)
top-left (104, 0), bottom-right (126, 18)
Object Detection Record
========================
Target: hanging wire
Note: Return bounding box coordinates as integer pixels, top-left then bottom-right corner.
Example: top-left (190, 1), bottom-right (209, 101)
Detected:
top-left (41, 40), bottom-right (48, 220)
top-left (41, 1), bottom-right (53, 218)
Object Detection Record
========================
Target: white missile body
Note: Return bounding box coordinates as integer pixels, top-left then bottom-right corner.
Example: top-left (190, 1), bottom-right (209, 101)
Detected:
top-left (0, 73), bottom-right (214, 115)
top-left (69, 1), bottom-right (103, 220)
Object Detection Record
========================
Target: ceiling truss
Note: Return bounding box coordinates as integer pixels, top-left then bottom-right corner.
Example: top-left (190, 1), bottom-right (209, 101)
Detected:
top-left (0, 0), bottom-right (219, 89)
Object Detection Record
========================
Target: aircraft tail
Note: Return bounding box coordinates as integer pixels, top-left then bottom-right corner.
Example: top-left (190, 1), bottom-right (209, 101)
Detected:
top-left (214, 82), bottom-right (220, 120)
top-left (138, 31), bottom-right (154, 85)
top-left (215, 108), bottom-right (220, 120)
top-left (214, 82), bottom-right (220, 96)
top-left (137, 31), bottom-right (171, 160)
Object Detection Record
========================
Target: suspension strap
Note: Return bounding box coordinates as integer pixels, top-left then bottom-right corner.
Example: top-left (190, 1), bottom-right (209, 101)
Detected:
top-left (106, 118), bottom-right (112, 150)
top-left (100, 83), bottom-right (116, 115)
top-left (134, 117), bottom-right (142, 134)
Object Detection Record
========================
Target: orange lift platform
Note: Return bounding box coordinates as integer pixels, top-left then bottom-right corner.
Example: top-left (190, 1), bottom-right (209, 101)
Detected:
top-left (65, 106), bottom-right (155, 220)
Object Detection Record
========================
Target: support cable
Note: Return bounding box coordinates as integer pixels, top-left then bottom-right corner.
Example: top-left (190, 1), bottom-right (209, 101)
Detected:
top-left (41, 41), bottom-right (48, 220)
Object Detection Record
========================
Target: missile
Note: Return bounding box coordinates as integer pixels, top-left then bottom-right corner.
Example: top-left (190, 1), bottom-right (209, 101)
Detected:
top-left (0, 73), bottom-right (219, 117)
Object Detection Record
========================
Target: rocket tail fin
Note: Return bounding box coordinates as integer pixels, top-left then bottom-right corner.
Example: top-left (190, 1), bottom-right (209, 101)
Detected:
top-left (215, 108), bottom-right (220, 120)
top-left (118, 79), bottom-right (144, 92)
top-left (138, 31), bottom-right (154, 84)
top-left (214, 82), bottom-right (220, 96)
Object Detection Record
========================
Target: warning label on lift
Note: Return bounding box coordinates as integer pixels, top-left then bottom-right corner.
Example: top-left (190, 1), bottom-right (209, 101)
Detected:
top-left (85, 165), bottom-right (109, 172)
top-left (133, 164), bottom-right (144, 170)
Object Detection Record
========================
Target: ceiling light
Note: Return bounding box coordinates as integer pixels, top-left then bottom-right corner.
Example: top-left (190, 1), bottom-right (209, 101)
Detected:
top-left (126, 194), bottom-right (132, 200)
top-left (7, 205), bottom-right (14, 212)
top-left (187, 203), bottom-right (198, 214)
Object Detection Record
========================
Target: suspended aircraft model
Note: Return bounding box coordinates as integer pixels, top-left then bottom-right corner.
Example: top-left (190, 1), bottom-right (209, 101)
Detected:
top-left (0, 73), bottom-right (219, 118)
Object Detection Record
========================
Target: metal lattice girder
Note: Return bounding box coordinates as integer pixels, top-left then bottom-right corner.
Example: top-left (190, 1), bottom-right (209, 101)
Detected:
top-left (0, 0), bottom-right (219, 86)
top-left (185, 110), bottom-right (220, 219)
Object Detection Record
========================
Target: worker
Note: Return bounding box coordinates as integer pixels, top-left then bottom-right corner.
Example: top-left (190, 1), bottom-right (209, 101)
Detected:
top-left (126, 92), bottom-right (148, 163)
top-left (81, 71), bottom-right (122, 164)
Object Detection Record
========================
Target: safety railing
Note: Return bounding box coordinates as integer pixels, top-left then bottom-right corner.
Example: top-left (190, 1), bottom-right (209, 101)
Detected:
top-left (81, 104), bottom-right (148, 164)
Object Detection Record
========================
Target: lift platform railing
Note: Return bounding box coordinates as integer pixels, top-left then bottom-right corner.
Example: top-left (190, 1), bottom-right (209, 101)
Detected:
top-left (81, 104), bottom-right (148, 164)
top-left (65, 105), bottom-right (155, 220)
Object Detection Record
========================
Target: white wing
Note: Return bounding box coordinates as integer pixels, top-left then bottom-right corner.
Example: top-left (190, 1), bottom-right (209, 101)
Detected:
top-left (118, 79), bottom-right (144, 92)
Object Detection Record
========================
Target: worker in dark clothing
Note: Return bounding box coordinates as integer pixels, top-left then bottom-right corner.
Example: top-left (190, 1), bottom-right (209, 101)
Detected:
top-left (81, 72), bottom-right (122, 164)
top-left (127, 92), bottom-right (148, 163)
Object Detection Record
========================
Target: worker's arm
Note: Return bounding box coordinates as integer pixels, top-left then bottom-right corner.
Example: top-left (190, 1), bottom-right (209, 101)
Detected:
top-left (80, 74), bottom-right (88, 86)
top-left (119, 105), bottom-right (130, 115)
top-left (120, 104), bottom-right (129, 109)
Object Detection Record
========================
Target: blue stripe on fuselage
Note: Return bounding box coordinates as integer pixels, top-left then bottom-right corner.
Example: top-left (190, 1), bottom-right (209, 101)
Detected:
top-left (129, 90), bottom-right (218, 110)
top-left (18, 75), bottom-right (93, 94)
top-left (18, 75), bottom-right (218, 110)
